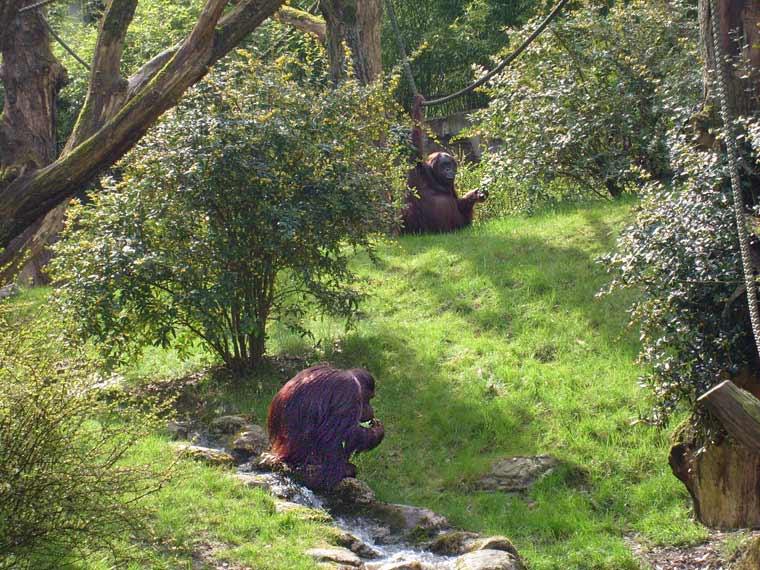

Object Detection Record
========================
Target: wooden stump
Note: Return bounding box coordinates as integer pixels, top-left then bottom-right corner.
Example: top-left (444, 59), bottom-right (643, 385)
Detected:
top-left (670, 422), bottom-right (760, 528)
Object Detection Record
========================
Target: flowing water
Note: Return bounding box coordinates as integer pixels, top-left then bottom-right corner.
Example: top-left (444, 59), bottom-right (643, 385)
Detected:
top-left (236, 461), bottom-right (456, 569)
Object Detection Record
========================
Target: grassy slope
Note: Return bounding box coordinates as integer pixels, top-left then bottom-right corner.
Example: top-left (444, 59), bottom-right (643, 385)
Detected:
top-left (190, 199), bottom-right (706, 569)
top-left (11, 200), bottom-right (707, 569)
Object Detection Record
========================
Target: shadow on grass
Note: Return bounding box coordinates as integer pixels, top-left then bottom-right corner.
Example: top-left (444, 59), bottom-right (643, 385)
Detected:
top-left (388, 223), bottom-right (637, 358)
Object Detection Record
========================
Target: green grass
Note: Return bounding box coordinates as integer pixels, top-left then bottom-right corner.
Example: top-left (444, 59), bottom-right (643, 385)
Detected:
top-left (4, 200), bottom-right (708, 570)
top-left (207, 199), bottom-right (707, 569)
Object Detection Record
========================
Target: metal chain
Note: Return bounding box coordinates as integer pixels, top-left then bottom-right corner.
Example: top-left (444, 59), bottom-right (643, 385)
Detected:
top-left (709, 0), bottom-right (760, 362)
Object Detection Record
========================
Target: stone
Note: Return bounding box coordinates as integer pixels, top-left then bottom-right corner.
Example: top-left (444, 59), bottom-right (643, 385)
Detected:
top-left (273, 500), bottom-right (331, 522)
top-left (465, 536), bottom-right (519, 558)
top-left (174, 444), bottom-right (235, 467)
top-left (333, 530), bottom-right (382, 559)
top-left (306, 547), bottom-right (364, 568)
top-left (166, 420), bottom-right (191, 440)
top-left (454, 550), bottom-right (524, 570)
top-left (332, 478), bottom-right (377, 505)
top-left (476, 455), bottom-right (560, 492)
top-left (209, 415), bottom-right (249, 435)
top-left (235, 471), bottom-right (273, 491)
top-left (230, 425), bottom-right (269, 462)
top-left (429, 531), bottom-right (481, 555)
top-left (367, 503), bottom-right (449, 539)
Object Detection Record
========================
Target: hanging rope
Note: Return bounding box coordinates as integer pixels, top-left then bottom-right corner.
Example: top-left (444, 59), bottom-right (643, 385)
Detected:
top-left (383, 0), bottom-right (418, 97)
top-left (709, 0), bottom-right (760, 362)
top-left (419, 0), bottom-right (571, 107)
top-left (41, 13), bottom-right (90, 70)
top-left (18, 1), bottom-right (90, 70)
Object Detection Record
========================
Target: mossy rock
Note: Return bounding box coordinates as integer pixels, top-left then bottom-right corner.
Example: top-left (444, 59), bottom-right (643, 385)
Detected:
top-left (174, 443), bottom-right (235, 467)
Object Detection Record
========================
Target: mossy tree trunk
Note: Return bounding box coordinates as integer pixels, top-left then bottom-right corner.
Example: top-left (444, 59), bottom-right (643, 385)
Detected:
top-left (0, 0), bottom-right (285, 284)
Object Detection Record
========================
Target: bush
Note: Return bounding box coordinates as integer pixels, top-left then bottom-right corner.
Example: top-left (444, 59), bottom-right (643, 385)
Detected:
top-left (601, 134), bottom-right (756, 424)
top-left (53, 52), bottom-right (405, 372)
top-left (470, 0), bottom-right (700, 212)
top-left (0, 307), bottom-right (168, 569)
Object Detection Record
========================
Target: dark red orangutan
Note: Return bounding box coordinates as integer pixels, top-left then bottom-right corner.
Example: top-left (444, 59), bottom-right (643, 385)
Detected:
top-left (266, 365), bottom-right (384, 490)
top-left (402, 95), bottom-right (487, 234)
top-left (401, 152), bottom-right (488, 234)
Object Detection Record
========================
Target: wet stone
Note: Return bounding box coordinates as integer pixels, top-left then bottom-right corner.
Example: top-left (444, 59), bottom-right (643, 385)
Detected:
top-left (229, 424), bottom-right (268, 462)
top-left (475, 455), bottom-right (560, 492)
top-left (306, 547), bottom-right (364, 568)
top-left (367, 503), bottom-right (449, 538)
top-left (334, 530), bottom-right (383, 559)
top-left (332, 477), bottom-right (377, 505)
top-left (429, 531), bottom-right (481, 555)
top-left (465, 536), bottom-right (519, 558)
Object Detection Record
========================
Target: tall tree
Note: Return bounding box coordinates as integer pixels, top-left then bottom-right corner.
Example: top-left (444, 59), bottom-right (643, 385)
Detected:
top-left (0, 0), bottom-right (285, 282)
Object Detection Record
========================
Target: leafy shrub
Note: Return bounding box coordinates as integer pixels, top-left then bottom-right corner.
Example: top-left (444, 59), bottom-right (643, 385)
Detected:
top-left (53, 52), bottom-right (405, 372)
top-left (601, 133), bottom-right (756, 424)
top-left (0, 307), bottom-right (168, 569)
top-left (470, 0), bottom-right (700, 211)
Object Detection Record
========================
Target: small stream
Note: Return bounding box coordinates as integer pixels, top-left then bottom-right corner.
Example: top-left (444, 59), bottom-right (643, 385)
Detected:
top-left (236, 461), bottom-right (457, 569)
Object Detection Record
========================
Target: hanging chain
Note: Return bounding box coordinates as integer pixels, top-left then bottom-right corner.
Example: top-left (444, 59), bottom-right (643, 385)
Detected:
top-left (709, 0), bottom-right (760, 362)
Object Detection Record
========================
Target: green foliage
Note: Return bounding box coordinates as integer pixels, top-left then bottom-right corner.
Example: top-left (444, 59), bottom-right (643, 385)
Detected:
top-left (601, 132), bottom-right (759, 424)
top-left (52, 52), bottom-right (405, 372)
top-left (471, 0), bottom-right (700, 210)
top-left (157, 201), bottom-right (703, 570)
top-left (0, 306), bottom-right (168, 569)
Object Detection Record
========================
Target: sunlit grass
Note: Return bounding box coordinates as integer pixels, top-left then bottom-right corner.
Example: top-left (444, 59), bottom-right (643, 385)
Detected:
top-left (265, 199), bottom-right (706, 569)
top-left (6, 199), bottom-right (708, 570)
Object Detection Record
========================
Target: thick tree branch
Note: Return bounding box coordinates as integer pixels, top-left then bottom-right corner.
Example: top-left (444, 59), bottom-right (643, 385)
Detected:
top-left (274, 6), bottom-right (325, 42)
top-left (127, 0), bottom-right (285, 99)
top-left (0, 0), bottom-right (285, 258)
top-left (64, 0), bottom-right (138, 152)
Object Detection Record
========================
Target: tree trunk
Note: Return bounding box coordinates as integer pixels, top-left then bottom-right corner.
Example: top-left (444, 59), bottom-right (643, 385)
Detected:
top-left (670, 370), bottom-right (760, 528)
top-left (699, 0), bottom-right (760, 117)
top-left (0, 1), bottom-right (67, 179)
top-left (319, 0), bottom-right (382, 85)
top-left (669, 0), bottom-right (760, 529)
top-left (670, 422), bottom-right (760, 528)
top-left (0, 0), bottom-right (285, 284)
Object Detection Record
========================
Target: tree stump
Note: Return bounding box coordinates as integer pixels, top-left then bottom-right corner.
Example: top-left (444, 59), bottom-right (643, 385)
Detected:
top-left (669, 422), bottom-right (760, 528)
